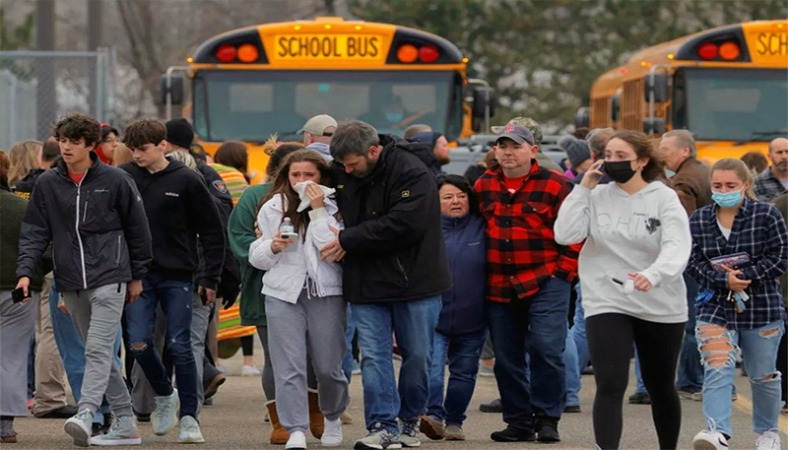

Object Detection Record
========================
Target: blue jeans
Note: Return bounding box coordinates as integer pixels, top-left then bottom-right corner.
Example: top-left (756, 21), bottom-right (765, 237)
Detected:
top-left (487, 277), bottom-right (571, 426)
top-left (426, 330), bottom-right (486, 426)
top-left (696, 320), bottom-right (784, 437)
top-left (564, 324), bottom-right (580, 407)
top-left (634, 349), bottom-right (647, 394)
top-left (676, 274), bottom-right (704, 393)
top-left (568, 284), bottom-right (589, 403)
top-left (49, 281), bottom-right (120, 424)
top-left (125, 274), bottom-right (198, 419)
top-left (342, 304), bottom-right (357, 383)
top-left (353, 296), bottom-right (442, 434)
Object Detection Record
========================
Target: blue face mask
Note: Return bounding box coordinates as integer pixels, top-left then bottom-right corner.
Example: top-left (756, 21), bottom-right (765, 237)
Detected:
top-left (385, 113), bottom-right (404, 123)
top-left (711, 189), bottom-right (743, 208)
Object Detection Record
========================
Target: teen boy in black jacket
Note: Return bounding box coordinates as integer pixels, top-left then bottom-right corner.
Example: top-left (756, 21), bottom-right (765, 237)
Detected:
top-left (120, 119), bottom-right (225, 444)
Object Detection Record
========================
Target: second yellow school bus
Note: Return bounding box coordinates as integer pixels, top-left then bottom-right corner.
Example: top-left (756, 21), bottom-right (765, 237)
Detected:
top-left (586, 20), bottom-right (787, 162)
top-left (169, 17), bottom-right (489, 183)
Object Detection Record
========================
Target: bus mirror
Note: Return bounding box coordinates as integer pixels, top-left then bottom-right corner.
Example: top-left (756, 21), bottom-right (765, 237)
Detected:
top-left (160, 74), bottom-right (184, 106)
top-left (575, 107), bottom-right (590, 129)
top-left (472, 87), bottom-right (496, 119)
top-left (645, 73), bottom-right (668, 103)
top-left (643, 118), bottom-right (667, 134)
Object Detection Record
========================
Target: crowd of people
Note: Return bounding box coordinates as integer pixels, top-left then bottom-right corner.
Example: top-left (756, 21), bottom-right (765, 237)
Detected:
top-left (0, 110), bottom-right (786, 450)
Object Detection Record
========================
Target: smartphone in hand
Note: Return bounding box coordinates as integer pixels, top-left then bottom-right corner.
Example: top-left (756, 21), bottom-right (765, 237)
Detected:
top-left (12, 287), bottom-right (29, 303)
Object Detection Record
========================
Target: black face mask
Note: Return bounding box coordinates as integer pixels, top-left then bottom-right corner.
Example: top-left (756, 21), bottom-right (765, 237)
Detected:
top-left (604, 160), bottom-right (637, 184)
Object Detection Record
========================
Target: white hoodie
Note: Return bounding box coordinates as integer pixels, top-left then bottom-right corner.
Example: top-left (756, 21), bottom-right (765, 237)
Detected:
top-left (554, 181), bottom-right (691, 323)
top-left (249, 193), bottom-right (343, 304)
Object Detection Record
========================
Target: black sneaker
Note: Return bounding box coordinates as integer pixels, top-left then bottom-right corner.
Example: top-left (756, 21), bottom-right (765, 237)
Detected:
top-left (479, 398), bottom-right (503, 413)
top-left (536, 418), bottom-right (560, 442)
top-left (628, 392), bottom-right (651, 404)
top-left (135, 412), bottom-right (151, 423)
top-left (564, 405), bottom-right (581, 413)
top-left (91, 422), bottom-right (103, 437)
top-left (490, 425), bottom-right (536, 442)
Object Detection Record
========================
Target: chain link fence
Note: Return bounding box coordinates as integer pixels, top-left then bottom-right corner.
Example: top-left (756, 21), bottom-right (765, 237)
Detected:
top-left (0, 48), bottom-right (117, 150)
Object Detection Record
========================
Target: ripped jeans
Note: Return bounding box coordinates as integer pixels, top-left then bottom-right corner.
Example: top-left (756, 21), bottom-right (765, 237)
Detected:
top-left (696, 320), bottom-right (784, 437)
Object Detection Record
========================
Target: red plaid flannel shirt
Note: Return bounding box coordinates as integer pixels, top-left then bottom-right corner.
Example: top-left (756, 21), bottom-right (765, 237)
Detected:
top-left (474, 161), bottom-right (579, 303)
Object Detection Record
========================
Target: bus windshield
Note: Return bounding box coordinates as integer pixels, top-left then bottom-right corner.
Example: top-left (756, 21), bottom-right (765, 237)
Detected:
top-left (674, 68), bottom-right (788, 142)
top-left (192, 70), bottom-right (462, 143)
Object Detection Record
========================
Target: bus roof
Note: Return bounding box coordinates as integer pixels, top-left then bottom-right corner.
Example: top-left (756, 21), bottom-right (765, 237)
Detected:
top-left (591, 20), bottom-right (787, 99)
top-left (190, 17), bottom-right (465, 69)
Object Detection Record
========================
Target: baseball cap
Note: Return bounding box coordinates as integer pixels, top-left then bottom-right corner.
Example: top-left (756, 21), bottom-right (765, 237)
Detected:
top-left (495, 124), bottom-right (535, 146)
top-left (492, 117), bottom-right (543, 145)
top-left (298, 114), bottom-right (338, 136)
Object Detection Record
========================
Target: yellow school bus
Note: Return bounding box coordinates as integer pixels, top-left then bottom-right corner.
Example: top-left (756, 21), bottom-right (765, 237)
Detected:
top-left (165, 17), bottom-right (493, 184)
top-left (583, 20), bottom-right (788, 162)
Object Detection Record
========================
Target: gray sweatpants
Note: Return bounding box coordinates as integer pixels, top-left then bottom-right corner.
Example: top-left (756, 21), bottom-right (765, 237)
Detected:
top-left (0, 291), bottom-right (38, 417)
top-left (61, 283), bottom-right (133, 418)
top-left (131, 293), bottom-right (210, 415)
top-left (266, 290), bottom-right (349, 433)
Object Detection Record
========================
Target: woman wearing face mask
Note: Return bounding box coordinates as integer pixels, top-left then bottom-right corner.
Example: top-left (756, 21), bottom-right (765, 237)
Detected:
top-left (686, 158), bottom-right (787, 450)
top-left (249, 150), bottom-right (348, 450)
top-left (419, 175), bottom-right (486, 442)
top-left (554, 130), bottom-right (691, 450)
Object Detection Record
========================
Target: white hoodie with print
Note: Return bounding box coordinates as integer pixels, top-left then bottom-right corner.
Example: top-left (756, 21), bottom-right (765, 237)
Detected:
top-left (554, 181), bottom-right (691, 323)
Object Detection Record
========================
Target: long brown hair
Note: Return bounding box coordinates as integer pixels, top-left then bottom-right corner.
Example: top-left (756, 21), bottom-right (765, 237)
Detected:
top-left (8, 140), bottom-right (42, 186)
top-left (607, 130), bottom-right (665, 183)
top-left (711, 158), bottom-right (757, 200)
top-left (261, 150), bottom-right (333, 234)
top-left (215, 140), bottom-right (250, 182)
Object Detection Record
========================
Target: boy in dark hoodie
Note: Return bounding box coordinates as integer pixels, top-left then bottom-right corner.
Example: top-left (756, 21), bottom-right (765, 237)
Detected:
top-left (120, 120), bottom-right (225, 444)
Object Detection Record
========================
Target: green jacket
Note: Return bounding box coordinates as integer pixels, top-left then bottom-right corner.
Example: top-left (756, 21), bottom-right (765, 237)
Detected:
top-left (771, 192), bottom-right (788, 308)
top-left (1, 186), bottom-right (48, 291)
top-left (228, 184), bottom-right (271, 327)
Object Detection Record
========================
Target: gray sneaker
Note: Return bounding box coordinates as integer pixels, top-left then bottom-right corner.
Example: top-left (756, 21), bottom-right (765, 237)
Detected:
top-left (354, 424), bottom-right (402, 449)
top-left (400, 420), bottom-right (421, 448)
top-left (64, 409), bottom-right (94, 448)
top-left (444, 425), bottom-right (465, 441)
top-left (178, 415), bottom-right (205, 444)
top-left (89, 415), bottom-right (142, 446)
top-left (152, 389), bottom-right (179, 436)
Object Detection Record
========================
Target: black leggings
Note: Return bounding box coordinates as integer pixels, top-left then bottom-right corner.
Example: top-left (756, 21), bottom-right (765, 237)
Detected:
top-left (586, 313), bottom-right (684, 450)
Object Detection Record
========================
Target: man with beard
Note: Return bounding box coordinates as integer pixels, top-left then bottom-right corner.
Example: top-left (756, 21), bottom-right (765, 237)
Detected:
top-left (321, 120), bottom-right (452, 449)
top-left (407, 131), bottom-right (451, 176)
top-left (754, 137), bottom-right (788, 202)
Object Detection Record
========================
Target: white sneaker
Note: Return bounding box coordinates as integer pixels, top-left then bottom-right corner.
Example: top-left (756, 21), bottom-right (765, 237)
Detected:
top-left (89, 415), bottom-right (142, 446)
top-left (692, 429), bottom-right (729, 450)
top-left (321, 417), bottom-right (343, 447)
top-left (285, 430), bottom-right (306, 450)
top-left (152, 389), bottom-right (179, 436)
top-left (241, 365), bottom-right (261, 376)
top-left (756, 429), bottom-right (781, 450)
top-left (178, 415), bottom-right (205, 444)
top-left (64, 409), bottom-right (93, 447)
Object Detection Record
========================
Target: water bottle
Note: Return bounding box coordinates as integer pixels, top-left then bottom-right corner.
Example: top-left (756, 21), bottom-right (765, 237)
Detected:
top-left (279, 217), bottom-right (295, 235)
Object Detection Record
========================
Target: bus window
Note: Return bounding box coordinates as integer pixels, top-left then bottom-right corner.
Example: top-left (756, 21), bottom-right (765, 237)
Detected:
top-left (683, 68), bottom-right (787, 141)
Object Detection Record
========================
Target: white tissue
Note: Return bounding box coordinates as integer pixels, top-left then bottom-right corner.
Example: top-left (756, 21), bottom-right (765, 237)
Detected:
top-left (294, 180), bottom-right (336, 212)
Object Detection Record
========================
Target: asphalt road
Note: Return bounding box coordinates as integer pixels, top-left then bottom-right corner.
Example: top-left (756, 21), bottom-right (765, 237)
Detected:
top-left (11, 345), bottom-right (788, 449)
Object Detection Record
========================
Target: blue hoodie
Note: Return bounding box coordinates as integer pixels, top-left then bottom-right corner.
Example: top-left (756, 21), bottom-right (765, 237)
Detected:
top-left (437, 213), bottom-right (487, 335)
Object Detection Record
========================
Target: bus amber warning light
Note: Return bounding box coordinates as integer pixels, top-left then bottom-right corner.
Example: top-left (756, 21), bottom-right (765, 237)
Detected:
top-left (276, 35), bottom-right (381, 60)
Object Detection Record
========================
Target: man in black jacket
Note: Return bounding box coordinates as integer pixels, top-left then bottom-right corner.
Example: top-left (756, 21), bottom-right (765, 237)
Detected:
top-left (162, 118), bottom-right (237, 402)
top-left (16, 113), bottom-right (152, 447)
top-left (321, 120), bottom-right (452, 449)
top-left (120, 120), bottom-right (225, 444)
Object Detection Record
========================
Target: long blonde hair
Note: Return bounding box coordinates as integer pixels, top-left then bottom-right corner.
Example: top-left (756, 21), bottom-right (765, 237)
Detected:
top-left (8, 140), bottom-right (42, 186)
top-left (711, 158), bottom-right (757, 200)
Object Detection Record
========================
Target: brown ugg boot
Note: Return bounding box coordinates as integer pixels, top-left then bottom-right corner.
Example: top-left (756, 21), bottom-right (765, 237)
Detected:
top-left (308, 389), bottom-right (324, 439)
top-left (266, 400), bottom-right (289, 444)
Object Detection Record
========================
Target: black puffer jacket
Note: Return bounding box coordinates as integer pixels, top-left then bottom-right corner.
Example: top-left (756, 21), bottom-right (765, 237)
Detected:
top-left (17, 153), bottom-right (152, 291)
top-left (333, 135), bottom-right (452, 304)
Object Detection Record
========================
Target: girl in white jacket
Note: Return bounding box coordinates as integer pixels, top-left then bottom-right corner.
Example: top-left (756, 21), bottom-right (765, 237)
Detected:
top-left (554, 130), bottom-right (691, 450)
top-left (249, 150), bottom-right (348, 450)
